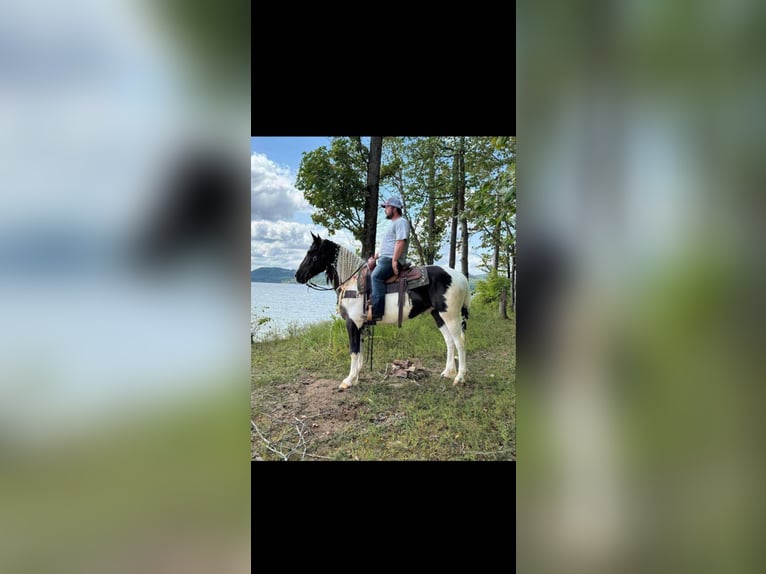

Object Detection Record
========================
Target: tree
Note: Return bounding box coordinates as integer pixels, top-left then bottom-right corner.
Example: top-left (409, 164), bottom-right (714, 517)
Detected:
top-left (295, 138), bottom-right (367, 241)
top-left (491, 136), bottom-right (517, 313)
top-left (419, 138), bottom-right (450, 264)
top-left (296, 137), bottom-right (385, 255)
top-left (448, 143), bottom-right (459, 269)
top-left (381, 137), bottom-right (452, 265)
top-left (465, 136), bottom-right (516, 315)
top-left (458, 137), bottom-right (469, 279)
top-left (440, 136), bottom-right (473, 277)
top-left (295, 137), bottom-right (373, 243)
top-left (361, 137), bottom-right (383, 258)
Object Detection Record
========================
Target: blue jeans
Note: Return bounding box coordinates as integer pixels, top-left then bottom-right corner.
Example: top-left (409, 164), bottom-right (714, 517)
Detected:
top-left (370, 256), bottom-right (394, 317)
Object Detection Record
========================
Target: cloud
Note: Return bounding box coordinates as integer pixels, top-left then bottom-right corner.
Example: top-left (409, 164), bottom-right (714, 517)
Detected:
top-left (250, 150), bottom-right (363, 269)
top-left (251, 153), bottom-right (310, 220)
top-left (250, 221), bottom-right (319, 270)
top-left (251, 220), bottom-right (309, 245)
top-left (250, 220), bottom-right (359, 270)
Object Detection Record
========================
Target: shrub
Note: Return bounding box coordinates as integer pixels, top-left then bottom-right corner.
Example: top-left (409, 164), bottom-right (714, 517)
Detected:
top-left (473, 270), bottom-right (511, 306)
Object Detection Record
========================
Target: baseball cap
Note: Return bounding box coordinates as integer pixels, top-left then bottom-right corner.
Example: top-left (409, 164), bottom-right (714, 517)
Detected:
top-left (380, 197), bottom-right (402, 209)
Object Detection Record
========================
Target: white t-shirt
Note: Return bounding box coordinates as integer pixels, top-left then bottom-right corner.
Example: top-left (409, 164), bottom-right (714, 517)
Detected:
top-left (379, 217), bottom-right (410, 264)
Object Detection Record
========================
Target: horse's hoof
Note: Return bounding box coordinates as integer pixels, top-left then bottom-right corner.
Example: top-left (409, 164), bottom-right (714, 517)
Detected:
top-left (339, 379), bottom-right (355, 390)
top-left (452, 376), bottom-right (464, 386)
top-left (441, 370), bottom-right (457, 379)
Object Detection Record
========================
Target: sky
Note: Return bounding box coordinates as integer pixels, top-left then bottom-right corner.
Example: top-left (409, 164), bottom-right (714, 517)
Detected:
top-left (250, 137), bottom-right (489, 274)
top-left (250, 136), bottom-right (360, 270)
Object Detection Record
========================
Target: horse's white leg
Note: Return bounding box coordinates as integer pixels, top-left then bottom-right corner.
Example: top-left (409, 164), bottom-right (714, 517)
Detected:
top-left (340, 318), bottom-right (362, 390)
top-left (446, 319), bottom-right (467, 385)
top-left (438, 323), bottom-right (457, 379)
top-left (340, 353), bottom-right (360, 389)
top-left (432, 310), bottom-right (457, 379)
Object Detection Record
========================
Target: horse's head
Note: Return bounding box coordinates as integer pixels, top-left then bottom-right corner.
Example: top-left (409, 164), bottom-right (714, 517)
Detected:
top-left (295, 233), bottom-right (336, 284)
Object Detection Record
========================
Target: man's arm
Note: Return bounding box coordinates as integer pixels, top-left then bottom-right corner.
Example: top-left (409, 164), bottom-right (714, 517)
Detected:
top-left (392, 239), bottom-right (406, 274)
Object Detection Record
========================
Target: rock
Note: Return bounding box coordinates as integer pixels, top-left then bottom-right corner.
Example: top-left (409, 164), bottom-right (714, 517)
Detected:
top-left (388, 359), bottom-right (430, 380)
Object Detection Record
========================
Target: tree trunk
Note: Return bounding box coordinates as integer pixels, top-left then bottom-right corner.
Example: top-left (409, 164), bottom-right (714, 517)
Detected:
top-left (448, 150), bottom-right (458, 269)
top-left (499, 287), bottom-right (508, 319)
top-left (458, 137), bottom-right (469, 279)
top-left (427, 192), bottom-right (436, 264)
top-left (493, 189), bottom-right (501, 271)
top-left (409, 224), bottom-right (426, 264)
top-left (362, 137), bottom-right (383, 258)
top-left (425, 139), bottom-right (437, 265)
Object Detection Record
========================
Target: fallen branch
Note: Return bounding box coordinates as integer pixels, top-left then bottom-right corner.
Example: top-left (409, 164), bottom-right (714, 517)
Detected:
top-left (251, 417), bottom-right (313, 461)
top-left (251, 420), bottom-right (290, 460)
top-left (304, 453), bottom-right (333, 460)
top-left (293, 416), bottom-right (308, 461)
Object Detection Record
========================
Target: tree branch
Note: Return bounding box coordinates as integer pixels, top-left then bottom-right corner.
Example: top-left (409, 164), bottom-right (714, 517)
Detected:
top-left (352, 136), bottom-right (369, 164)
top-left (252, 420), bottom-right (289, 460)
top-left (252, 418), bottom-right (310, 461)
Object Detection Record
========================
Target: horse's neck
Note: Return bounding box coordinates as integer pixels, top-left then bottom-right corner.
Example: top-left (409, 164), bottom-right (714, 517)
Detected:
top-left (335, 246), bottom-right (363, 286)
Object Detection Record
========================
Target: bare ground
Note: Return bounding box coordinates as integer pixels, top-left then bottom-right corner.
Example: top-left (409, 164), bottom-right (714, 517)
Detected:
top-left (250, 366), bottom-right (433, 460)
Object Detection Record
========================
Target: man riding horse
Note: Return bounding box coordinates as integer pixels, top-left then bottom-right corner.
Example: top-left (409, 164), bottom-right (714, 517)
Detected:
top-left (368, 196), bottom-right (410, 324)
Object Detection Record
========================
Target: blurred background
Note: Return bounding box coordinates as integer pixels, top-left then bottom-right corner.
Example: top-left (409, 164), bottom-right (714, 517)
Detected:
top-left (518, 1), bottom-right (766, 572)
top-left (12, 0), bottom-right (766, 569)
top-left (0, 0), bottom-right (249, 572)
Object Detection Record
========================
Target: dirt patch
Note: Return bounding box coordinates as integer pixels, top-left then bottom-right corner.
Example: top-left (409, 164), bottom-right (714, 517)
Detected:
top-left (295, 376), bottom-right (361, 436)
top-left (251, 375), bottom-right (367, 459)
top-left (251, 366), bottom-right (440, 460)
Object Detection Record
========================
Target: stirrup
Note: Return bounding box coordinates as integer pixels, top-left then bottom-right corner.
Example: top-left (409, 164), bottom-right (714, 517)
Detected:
top-left (367, 306), bottom-right (383, 325)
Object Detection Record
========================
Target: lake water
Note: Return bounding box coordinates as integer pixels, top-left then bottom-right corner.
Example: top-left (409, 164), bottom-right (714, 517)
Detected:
top-left (251, 282), bottom-right (339, 341)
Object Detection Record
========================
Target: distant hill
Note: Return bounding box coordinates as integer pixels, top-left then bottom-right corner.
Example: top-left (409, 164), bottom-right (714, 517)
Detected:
top-left (251, 267), bottom-right (297, 283)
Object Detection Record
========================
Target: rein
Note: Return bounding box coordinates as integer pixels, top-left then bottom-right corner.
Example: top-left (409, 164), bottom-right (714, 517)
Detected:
top-left (363, 324), bottom-right (374, 373)
top-left (306, 281), bottom-right (336, 291)
top-left (306, 249), bottom-right (340, 291)
top-left (306, 261), bottom-right (367, 293)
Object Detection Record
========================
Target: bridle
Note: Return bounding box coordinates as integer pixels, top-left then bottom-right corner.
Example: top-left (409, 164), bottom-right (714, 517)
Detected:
top-left (307, 262), bottom-right (368, 292)
top-left (305, 250), bottom-right (367, 293)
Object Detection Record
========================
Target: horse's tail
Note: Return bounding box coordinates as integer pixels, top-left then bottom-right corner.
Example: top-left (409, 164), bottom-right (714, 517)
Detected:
top-left (461, 279), bottom-right (471, 332)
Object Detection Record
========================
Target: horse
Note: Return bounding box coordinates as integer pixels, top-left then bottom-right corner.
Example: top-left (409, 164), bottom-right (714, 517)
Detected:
top-left (295, 233), bottom-right (470, 390)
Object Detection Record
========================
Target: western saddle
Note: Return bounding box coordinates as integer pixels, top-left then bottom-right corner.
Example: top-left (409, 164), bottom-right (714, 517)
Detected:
top-left (354, 261), bottom-right (430, 327)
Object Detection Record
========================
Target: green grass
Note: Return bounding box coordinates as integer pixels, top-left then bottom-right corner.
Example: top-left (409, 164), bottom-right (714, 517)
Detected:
top-left (251, 301), bottom-right (515, 461)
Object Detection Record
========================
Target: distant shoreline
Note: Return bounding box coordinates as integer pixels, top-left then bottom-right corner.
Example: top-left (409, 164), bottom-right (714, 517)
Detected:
top-left (250, 267), bottom-right (297, 284)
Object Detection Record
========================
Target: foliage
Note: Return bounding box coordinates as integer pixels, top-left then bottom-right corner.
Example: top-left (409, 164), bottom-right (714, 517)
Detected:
top-left (473, 269), bottom-right (512, 306)
top-left (381, 137), bottom-right (453, 265)
top-left (295, 137), bottom-right (370, 241)
top-left (296, 136), bottom-right (516, 273)
top-left (465, 136), bottom-right (516, 273)
top-left (250, 308), bottom-right (271, 343)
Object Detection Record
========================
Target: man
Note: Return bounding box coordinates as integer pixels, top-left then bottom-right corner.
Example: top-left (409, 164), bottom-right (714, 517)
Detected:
top-left (369, 196), bottom-right (410, 323)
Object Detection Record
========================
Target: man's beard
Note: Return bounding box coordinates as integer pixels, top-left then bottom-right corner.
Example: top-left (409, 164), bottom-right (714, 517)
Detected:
top-left (385, 212), bottom-right (393, 220)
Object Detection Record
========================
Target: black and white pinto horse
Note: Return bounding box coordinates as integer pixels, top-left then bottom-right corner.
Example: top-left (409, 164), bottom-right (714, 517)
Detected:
top-left (295, 234), bottom-right (470, 390)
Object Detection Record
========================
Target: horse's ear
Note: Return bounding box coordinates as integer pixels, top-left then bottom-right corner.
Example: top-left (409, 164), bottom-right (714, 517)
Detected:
top-left (310, 232), bottom-right (318, 242)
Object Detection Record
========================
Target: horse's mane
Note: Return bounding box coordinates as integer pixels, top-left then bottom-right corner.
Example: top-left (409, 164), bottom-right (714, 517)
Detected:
top-left (331, 241), bottom-right (364, 285)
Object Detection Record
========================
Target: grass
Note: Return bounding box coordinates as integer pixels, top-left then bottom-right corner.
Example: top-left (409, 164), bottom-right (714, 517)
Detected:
top-left (251, 301), bottom-right (515, 461)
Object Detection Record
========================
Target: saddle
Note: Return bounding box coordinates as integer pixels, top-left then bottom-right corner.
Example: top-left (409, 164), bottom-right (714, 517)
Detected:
top-left (354, 262), bottom-right (430, 327)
